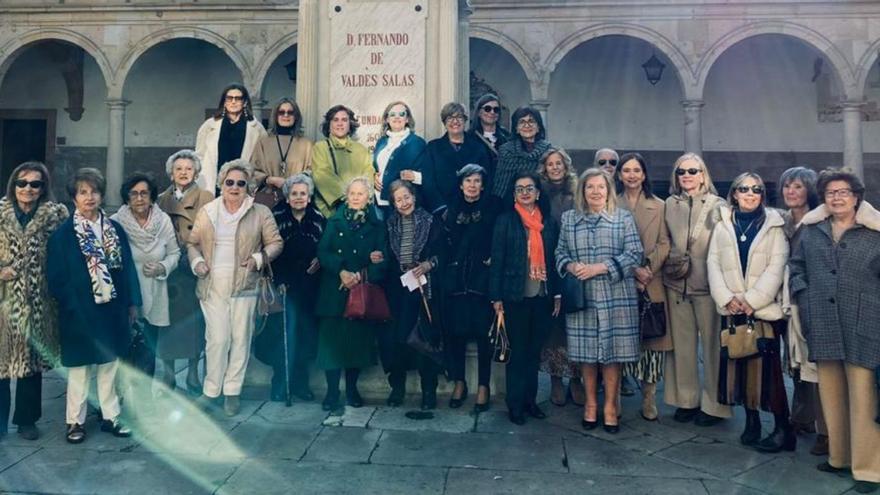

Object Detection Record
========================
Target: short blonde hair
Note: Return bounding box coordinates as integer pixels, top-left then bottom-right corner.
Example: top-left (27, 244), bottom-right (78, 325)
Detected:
top-left (217, 159), bottom-right (253, 191)
top-left (668, 152), bottom-right (717, 196)
top-left (381, 100), bottom-right (415, 134)
top-left (575, 168), bottom-right (617, 215)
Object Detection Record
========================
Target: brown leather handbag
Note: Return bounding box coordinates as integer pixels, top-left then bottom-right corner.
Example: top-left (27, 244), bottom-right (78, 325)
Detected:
top-left (343, 270), bottom-right (391, 322)
top-left (720, 315), bottom-right (773, 360)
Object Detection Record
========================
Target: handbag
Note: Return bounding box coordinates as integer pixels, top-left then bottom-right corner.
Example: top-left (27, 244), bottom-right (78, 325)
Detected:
top-left (560, 228), bottom-right (587, 313)
top-left (488, 310), bottom-right (510, 363)
top-left (254, 185), bottom-right (284, 208)
top-left (407, 279), bottom-right (444, 365)
top-left (257, 252), bottom-right (284, 317)
top-left (720, 315), bottom-right (774, 360)
top-left (343, 270), bottom-right (392, 321)
top-left (638, 290), bottom-right (667, 339)
top-left (662, 195), bottom-right (715, 281)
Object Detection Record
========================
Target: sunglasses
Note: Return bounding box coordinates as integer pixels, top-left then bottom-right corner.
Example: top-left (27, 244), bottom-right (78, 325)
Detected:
top-left (735, 185), bottom-right (764, 194)
top-left (597, 159), bottom-right (617, 167)
top-left (14, 179), bottom-right (44, 189)
top-left (277, 109), bottom-right (296, 116)
top-left (224, 179), bottom-right (247, 188)
top-left (225, 95), bottom-right (245, 102)
top-left (481, 105), bottom-right (501, 114)
top-left (388, 110), bottom-right (408, 118)
top-left (675, 168), bottom-right (702, 176)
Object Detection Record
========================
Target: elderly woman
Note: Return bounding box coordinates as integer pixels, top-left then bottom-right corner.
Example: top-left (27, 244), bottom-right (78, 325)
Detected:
top-left (470, 93), bottom-right (510, 159)
top-left (595, 148), bottom-right (619, 177)
top-left (315, 176), bottom-right (387, 411)
top-left (156, 150), bottom-right (215, 395)
top-left (492, 107), bottom-right (552, 200)
top-left (188, 160), bottom-right (283, 416)
top-left (707, 172), bottom-right (791, 452)
top-left (615, 153), bottom-right (672, 420)
top-left (373, 101), bottom-right (427, 214)
top-left (382, 180), bottom-right (445, 409)
top-left (443, 164), bottom-right (500, 411)
top-left (778, 166), bottom-right (827, 455)
top-left (662, 153), bottom-right (731, 426)
top-left (556, 168), bottom-right (642, 433)
top-left (0, 162), bottom-right (67, 441)
top-left (490, 171), bottom-right (561, 426)
top-left (790, 168), bottom-right (880, 492)
top-left (112, 173), bottom-right (180, 391)
top-left (47, 168), bottom-right (141, 444)
top-left (420, 102), bottom-right (493, 214)
top-left (195, 84), bottom-right (267, 194)
top-left (264, 174), bottom-right (326, 402)
top-left (252, 98), bottom-right (314, 205)
top-left (536, 148), bottom-right (584, 407)
top-left (311, 105), bottom-right (374, 218)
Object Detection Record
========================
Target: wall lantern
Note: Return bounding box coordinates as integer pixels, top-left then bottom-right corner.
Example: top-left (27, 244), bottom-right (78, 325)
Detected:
top-left (285, 59), bottom-right (297, 82)
top-left (642, 52), bottom-right (665, 86)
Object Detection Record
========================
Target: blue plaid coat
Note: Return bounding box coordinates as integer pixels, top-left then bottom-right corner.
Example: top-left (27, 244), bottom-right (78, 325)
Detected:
top-left (555, 208), bottom-right (644, 363)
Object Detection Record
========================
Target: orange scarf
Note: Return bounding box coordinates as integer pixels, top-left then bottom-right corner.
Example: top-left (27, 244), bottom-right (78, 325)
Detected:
top-left (514, 203), bottom-right (546, 281)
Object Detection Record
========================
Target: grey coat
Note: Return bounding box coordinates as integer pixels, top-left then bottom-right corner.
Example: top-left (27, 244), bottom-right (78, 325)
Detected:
top-left (789, 201), bottom-right (880, 369)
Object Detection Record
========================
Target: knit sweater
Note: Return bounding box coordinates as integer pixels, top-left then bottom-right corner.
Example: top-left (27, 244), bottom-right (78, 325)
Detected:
top-left (492, 139), bottom-right (551, 199)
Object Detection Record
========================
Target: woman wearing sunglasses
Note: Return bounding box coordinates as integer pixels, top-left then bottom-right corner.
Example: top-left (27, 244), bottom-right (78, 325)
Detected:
top-left (470, 93), bottom-right (510, 160)
top-left (251, 98), bottom-right (314, 207)
top-left (662, 153), bottom-right (731, 427)
top-left (707, 172), bottom-right (792, 452)
top-left (188, 160), bottom-right (283, 417)
top-left (0, 162), bottom-right (68, 441)
top-left (594, 148), bottom-right (619, 177)
top-left (373, 101), bottom-right (426, 217)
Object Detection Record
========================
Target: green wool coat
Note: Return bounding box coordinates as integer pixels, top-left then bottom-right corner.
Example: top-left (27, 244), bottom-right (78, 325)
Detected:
top-left (314, 207), bottom-right (387, 370)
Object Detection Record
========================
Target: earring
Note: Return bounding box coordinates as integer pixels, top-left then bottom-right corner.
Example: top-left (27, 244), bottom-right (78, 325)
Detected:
top-left (221, 108), bottom-right (226, 118)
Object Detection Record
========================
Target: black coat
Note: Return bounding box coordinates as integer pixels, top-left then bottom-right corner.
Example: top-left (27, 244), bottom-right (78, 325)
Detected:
top-left (47, 217), bottom-right (142, 367)
top-left (419, 133), bottom-right (493, 214)
top-left (442, 194), bottom-right (500, 297)
top-left (489, 209), bottom-right (560, 303)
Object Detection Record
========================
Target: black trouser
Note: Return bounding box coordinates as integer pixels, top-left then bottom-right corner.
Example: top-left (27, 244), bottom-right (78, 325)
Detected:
top-left (504, 295), bottom-right (551, 415)
top-left (387, 342), bottom-right (440, 395)
top-left (447, 334), bottom-right (492, 387)
top-left (272, 360), bottom-right (309, 395)
top-left (0, 373), bottom-right (42, 430)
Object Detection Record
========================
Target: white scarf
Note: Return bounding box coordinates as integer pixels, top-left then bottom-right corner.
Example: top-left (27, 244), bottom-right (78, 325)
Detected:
top-left (113, 204), bottom-right (172, 256)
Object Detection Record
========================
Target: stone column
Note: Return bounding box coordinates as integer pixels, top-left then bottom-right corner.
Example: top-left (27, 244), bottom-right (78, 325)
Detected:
top-left (105, 98), bottom-right (129, 208)
top-left (251, 96), bottom-right (269, 128)
top-left (457, 1), bottom-right (472, 107)
top-left (842, 100), bottom-right (865, 178)
top-left (295, 0), bottom-right (321, 139)
top-left (529, 98), bottom-right (551, 131)
top-left (682, 99), bottom-right (704, 157)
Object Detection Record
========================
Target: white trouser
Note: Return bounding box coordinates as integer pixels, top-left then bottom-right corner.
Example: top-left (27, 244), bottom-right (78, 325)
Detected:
top-left (66, 360), bottom-right (121, 425)
top-left (200, 269), bottom-right (257, 398)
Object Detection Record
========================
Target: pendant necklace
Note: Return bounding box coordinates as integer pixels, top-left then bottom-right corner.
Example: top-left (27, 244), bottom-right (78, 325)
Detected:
top-left (735, 214), bottom-right (759, 242)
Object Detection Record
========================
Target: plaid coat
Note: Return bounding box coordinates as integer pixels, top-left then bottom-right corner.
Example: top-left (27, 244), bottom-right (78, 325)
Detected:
top-left (555, 208), bottom-right (644, 363)
top-left (789, 201), bottom-right (880, 369)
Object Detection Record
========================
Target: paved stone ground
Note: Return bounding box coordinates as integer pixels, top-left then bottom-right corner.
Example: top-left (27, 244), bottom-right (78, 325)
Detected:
top-left (0, 370), bottom-right (865, 495)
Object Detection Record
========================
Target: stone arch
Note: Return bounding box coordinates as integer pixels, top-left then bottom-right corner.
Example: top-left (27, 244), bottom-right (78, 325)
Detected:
top-left (114, 26), bottom-right (250, 98)
top-left (544, 23), bottom-right (694, 98)
top-left (252, 31), bottom-right (298, 98)
top-left (695, 21), bottom-right (856, 100)
top-left (0, 28), bottom-right (112, 90)
top-left (469, 25), bottom-right (539, 93)
top-left (855, 37), bottom-right (880, 100)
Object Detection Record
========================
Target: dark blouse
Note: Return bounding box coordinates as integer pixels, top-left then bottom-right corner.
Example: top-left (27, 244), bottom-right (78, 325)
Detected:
top-left (218, 116), bottom-right (247, 169)
top-left (271, 204), bottom-right (326, 287)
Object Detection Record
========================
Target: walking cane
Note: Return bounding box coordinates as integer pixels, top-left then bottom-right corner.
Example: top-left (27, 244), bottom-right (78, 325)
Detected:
top-left (279, 284), bottom-right (292, 407)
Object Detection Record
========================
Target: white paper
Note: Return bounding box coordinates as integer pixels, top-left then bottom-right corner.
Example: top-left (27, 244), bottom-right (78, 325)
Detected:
top-left (400, 269), bottom-right (427, 292)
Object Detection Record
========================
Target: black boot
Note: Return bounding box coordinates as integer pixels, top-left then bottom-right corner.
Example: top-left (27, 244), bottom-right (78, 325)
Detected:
top-left (740, 409), bottom-right (762, 446)
top-left (420, 373), bottom-right (438, 411)
top-left (387, 370), bottom-right (406, 407)
top-left (755, 424), bottom-right (796, 453)
top-left (322, 369), bottom-right (341, 411)
top-left (345, 368), bottom-right (363, 408)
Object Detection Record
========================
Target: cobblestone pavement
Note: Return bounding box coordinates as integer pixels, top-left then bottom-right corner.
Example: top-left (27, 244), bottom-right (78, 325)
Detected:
top-left (0, 370), bottom-right (864, 494)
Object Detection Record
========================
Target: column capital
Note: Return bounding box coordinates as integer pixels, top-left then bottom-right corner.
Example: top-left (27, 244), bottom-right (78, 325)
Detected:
top-left (529, 99), bottom-right (551, 110)
top-left (840, 99), bottom-right (867, 111)
top-left (105, 98), bottom-right (131, 109)
top-left (681, 99), bottom-right (705, 109)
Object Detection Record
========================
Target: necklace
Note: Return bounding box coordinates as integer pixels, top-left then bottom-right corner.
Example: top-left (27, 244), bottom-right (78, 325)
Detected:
top-left (734, 213), bottom-right (760, 242)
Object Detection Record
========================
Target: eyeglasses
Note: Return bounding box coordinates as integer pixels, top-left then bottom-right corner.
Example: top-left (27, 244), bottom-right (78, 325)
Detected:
top-left (445, 115), bottom-right (466, 123)
top-left (481, 105), bottom-right (501, 114)
top-left (388, 110), bottom-right (408, 118)
top-left (735, 185), bottom-right (764, 194)
top-left (517, 118), bottom-right (537, 128)
top-left (597, 159), bottom-right (618, 167)
top-left (224, 179), bottom-right (247, 188)
top-left (14, 179), bottom-right (44, 189)
top-left (277, 109), bottom-right (296, 116)
top-left (514, 185), bottom-right (537, 195)
top-left (225, 95), bottom-right (245, 102)
top-left (824, 188), bottom-right (854, 199)
top-left (128, 190), bottom-right (151, 199)
top-left (675, 168), bottom-right (702, 176)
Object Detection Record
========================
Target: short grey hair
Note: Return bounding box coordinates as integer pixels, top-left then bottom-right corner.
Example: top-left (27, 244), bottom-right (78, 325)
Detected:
top-left (778, 166), bottom-right (819, 209)
top-left (456, 163), bottom-right (487, 181)
top-left (345, 176), bottom-right (374, 202)
top-left (165, 149), bottom-right (202, 178)
top-left (282, 173), bottom-right (315, 197)
top-left (593, 148), bottom-right (619, 165)
top-left (217, 159), bottom-right (254, 190)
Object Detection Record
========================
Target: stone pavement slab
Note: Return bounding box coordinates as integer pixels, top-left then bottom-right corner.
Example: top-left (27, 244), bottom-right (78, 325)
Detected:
top-left (369, 429), bottom-right (567, 472)
top-left (302, 426), bottom-right (381, 463)
top-left (475, 405), bottom-right (584, 437)
top-left (0, 445), bottom-right (38, 471)
top-left (654, 437), bottom-right (775, 479)
top-left (700, 479), bottom-right (769, 494)
top-left (219, 459), bottom-right (447, 495)
top-left (564, 434), bottom-right (714, 479)
top-left (732, 455), bottom-right (856, 495)
top-left (253, 400), bottom-right (329, 426)
top-left (215, 422), bottom-right (320, 460)
top-left (369, 405), bottom-right (476, 433)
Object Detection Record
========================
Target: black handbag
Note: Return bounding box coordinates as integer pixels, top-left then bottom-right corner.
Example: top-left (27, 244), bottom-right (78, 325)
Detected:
top-left (407, 286), bottom-right (445, 365)
top-left (488, 311), bottom-right (510, 363)
top-left (561, 274), bottom-right (586, 313)
top-left (638, 290), bottom-right (667, 340)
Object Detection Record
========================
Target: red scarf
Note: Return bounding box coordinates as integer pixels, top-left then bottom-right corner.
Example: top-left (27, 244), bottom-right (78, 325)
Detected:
top-left (514, 203), bottom-right (546, 281)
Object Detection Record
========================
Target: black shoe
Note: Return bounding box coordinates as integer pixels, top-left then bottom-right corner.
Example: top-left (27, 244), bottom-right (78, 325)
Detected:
top-left (474, 401), bottom-right (491, 413)
top-left (740, 411), bottom-right (762, 446)
top-left (817, 462), bottom-right (850, 476)
top-left (270, 388), bottom-right (286, 402)
top-left (17, 424), bottom-right (39, 441)
top-left (100, 418), bottom-right (132, 437)
top-left (386, 388), bottom-right (405, 407)
top-left (322, 392), bottom-right (341, 411)
top-left (581, 418), bottom-right (598, 430)
top-left (291, 385), bottom-right (315, 402)
top-left (66, 423), bottom-right (85, 444)
top-left (421, 391), bottom-right (437, 411)
top-left (346, 389), bottom-right (363, 408)
top-left (448, 383), bottom-right (468, 409)
top-left (526, 404), bottom-right (547, 419)
top-left (603, 422), bottom-right (620, 434)
top-left (694, 411), bottom-right (725, 427)
top-left (854, 481), bottom-right (880, 493)
top-left (754, 426), bottom-right (796, 453)
top-left (508, 412), bottom-right (526, 425)
top-left (673, 407), bottom-right (699, 423)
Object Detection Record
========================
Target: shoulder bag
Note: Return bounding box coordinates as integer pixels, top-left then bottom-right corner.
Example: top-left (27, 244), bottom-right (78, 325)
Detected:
top-left (720, 314), bottom-right (774, 360)
top-left (257, 251), bottom-right (285, 317)
top-left (343, 269), bottom-right (392, 322)
top-left (663, 196), bottom-right (714, 280)
top-left (638, 289), bottom-right (667, 339)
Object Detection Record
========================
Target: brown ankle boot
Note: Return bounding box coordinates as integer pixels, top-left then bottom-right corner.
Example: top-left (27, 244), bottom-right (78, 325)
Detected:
top-left (810, 434), bottom-right (829, 456)
top-left (550, 377), bottom-right (566, 406)
top-left (641, 382), bottom-right (658, 421)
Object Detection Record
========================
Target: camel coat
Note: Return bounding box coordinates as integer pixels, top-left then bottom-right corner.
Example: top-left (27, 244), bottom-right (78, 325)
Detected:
top-left (707, 206), bottom-right (788, 321)
top-left (194, 117), bottom-right (267, 193)
top-left (663, 192), bottom-right (724, 296)
top-left (618, 192), bottom-right (673, 352)
top-left (251, 134), bottom-right (314, 188)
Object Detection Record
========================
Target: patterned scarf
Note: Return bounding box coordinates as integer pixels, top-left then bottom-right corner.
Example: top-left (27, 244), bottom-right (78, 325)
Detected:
top-left (343, 204), bottom-right (369, 231)
top-left (388, 207), bottom-right (433, 267)
top-left (73, 209), bottom-right (122, 304)
top-left (514, 203), bottom-right (546, 281)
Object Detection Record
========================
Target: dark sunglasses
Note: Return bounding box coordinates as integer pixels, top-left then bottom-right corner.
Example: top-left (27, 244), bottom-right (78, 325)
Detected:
top-left (14, 179), bottom-right (44, 189)
top-left (481, 105), bottom-right (501, 114)
top-left (277, 109), bottom-right (296, 116)
top-left (597, 159), bottom-right (617, 167)
top-left (224, 179), bottom-right (247, 188)
top-left (675, 168), bottom-right (702, 176)
top-left (735, 185), bottom-right (764, 194)
top-left (225, 95), bottom-right (245, 102)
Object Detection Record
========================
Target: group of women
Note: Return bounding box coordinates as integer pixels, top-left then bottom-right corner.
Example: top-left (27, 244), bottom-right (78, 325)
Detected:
top-left (0, 83), bottom-right (877, 492)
